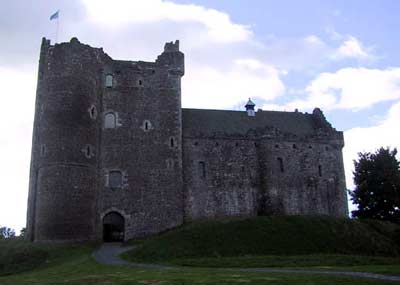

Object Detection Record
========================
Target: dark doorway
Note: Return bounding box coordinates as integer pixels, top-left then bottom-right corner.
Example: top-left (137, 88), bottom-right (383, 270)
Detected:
top-left (103, 212), bottom-right (124, 242)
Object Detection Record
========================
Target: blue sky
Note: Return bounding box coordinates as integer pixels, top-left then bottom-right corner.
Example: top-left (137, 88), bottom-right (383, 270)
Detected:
top-left (1, 0), bottom-right (400, 232)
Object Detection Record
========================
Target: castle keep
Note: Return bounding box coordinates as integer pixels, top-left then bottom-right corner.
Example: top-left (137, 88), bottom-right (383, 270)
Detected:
top-left (26, 38), bottom-right (348, 242)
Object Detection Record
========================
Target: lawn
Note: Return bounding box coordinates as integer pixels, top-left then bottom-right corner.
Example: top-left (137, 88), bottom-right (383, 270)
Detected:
top-left (0, 243), bottom-right (398, 285)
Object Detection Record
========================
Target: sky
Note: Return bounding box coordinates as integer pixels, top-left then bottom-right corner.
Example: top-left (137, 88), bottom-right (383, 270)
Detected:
top-left (1, 0), bottom-right (400, 233)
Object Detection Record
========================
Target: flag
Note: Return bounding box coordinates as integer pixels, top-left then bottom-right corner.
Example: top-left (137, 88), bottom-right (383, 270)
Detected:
top-left (50, 10), bottom-right (59, 21)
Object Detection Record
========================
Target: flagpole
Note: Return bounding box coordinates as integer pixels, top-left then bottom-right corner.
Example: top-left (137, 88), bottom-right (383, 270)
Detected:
top-left (56, 12), bottom-right (60, 43)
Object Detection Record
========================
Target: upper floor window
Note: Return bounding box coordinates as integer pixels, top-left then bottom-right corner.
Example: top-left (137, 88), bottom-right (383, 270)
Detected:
top-left (142, 120), bottom-right (152, 131)
top-left (109, 170), bottom-right (122, 188)
top-left (105, 74), bottom-right (113, 88)
top-left (105, 113), bottom-right (116, 129)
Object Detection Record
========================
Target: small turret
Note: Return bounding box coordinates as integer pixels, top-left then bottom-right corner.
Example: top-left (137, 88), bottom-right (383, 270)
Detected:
top-left (156, 40), bottom-right (184, 76)
top-left (245, 98), bottom-right (256, 117)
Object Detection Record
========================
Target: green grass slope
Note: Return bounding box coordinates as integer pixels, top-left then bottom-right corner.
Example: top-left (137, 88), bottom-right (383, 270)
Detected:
top-left (124, 216), bottom-right (400, 265)
top-left (0, 239), bottom-right (48, 276)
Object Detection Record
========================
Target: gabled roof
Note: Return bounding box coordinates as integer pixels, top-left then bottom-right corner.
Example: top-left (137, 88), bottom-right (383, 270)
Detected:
top-left (182, 108), bottom-right (317, 137)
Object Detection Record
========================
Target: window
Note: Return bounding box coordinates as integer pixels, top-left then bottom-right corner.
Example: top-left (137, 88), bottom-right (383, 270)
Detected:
top-left (318, 165), bottom-right (322, 177)
top-left (84, 145), bottom-right (95, 158)
top-left (170, 137), bottom-right (176, 148)
top-left (109, 171), bottom-right (122, 188)
top-left (277, 157), bottom-right (284, 172)
top-left (138, 79), bottom-right (143, 86)
top-left (105, 113), bottom-right (116, 129)
top-left (40, 144), bottom-right (46, 157)
top-left (105, 74), bottom-right (113, 88)
top-left (89, 105), bottom-right (97, 119)
top-left (143, 120), bottom-right (152, 131)
top-left (198, 161), bottom-right (206, 178)
top-left (293, 144), bottom-right (297, 149)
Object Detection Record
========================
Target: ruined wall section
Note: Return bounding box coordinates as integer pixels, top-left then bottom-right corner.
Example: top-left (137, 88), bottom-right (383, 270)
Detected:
top-left (27, 38), bottom-right (106, 241)
top-left (99, 41), bottom-right (185, 239)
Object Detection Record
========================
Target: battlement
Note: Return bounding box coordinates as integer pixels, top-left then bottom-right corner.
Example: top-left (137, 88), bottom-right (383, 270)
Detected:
top-left (164, 40), bottom-right (180, 52)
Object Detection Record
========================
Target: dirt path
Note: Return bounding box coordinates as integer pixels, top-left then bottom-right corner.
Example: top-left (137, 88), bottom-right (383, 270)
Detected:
top-left (92, 243), bottom-right (400, 282)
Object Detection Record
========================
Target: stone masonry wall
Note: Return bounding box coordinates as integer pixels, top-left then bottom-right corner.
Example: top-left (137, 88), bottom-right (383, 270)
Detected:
top-left (98, 41), bottom-right (185, 239)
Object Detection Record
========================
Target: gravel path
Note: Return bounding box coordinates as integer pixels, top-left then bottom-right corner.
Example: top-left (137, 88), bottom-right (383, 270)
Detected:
top-left (92, 243), bottom-right (400, 282)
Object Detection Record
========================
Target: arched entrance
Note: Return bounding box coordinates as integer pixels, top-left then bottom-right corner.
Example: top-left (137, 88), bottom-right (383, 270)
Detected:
top-left (103, 212), bottom-right (124, 242)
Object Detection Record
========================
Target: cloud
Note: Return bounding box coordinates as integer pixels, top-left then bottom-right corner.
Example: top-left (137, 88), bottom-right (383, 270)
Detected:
top-left (0, 66), bottom-right (37, 232)
top-left (183, 58), bottom-right (286, 109)
top-left (81, 0), bottom-right (252, 44)
top-left (265, 67), bottom-right (400, 112)
top-left (333, 36), bottom-right (371, 60)
top-left (343, 100), bottom-right (400, 190)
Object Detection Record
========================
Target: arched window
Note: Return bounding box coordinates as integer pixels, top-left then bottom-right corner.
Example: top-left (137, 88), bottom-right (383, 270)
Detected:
top-left (109, 171), bottom-right (122, 188)
top-left (105, 113), bottom-right (116, 129)
top-left (105, 74), bottom-right (113, 88)
top-left (143, 120), bottom-right (152, 131)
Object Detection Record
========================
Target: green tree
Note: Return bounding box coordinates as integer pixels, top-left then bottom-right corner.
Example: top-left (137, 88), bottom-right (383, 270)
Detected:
top-left (0, 226), bottom-right (16, 239)
top-left (350, 147), bottom-right (400, 222)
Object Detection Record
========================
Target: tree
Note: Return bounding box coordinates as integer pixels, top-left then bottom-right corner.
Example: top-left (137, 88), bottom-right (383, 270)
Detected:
top-left (19, 227), bottom-right (26, 238)
top-left (350, 147), bottom-right (400, 223)
top-left (0, 226), bottom-right (16, 239)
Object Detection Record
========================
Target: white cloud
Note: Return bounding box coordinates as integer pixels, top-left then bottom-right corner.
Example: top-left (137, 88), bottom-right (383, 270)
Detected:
top-left (82, 0), bottom-right (252, 44)
top-left (343, 100), bottom-right (400, 190)
top-left (0, 67), bottom-right (36, 232)
top-left (333, 36), bottom-right (372, 60)
top-left (267, 67), bottom-right (400, 112)
top-left (182, 58), bottom-right (285, 109)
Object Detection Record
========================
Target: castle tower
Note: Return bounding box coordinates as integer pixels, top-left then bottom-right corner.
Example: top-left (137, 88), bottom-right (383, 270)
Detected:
top-left (27, 38), bottom-right (185, 241)
top-left (26, 38), bottom-right (107, 241)
top-left (98, 40), bottom-right (185, 239)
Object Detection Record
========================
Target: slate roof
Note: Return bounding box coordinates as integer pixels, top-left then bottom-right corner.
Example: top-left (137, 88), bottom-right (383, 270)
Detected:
top-left (182, 108), bottom-right (317, 137)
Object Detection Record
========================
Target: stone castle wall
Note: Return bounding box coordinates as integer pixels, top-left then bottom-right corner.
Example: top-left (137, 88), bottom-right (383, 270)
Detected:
top-left (26, 38), bottom-right (348, 242)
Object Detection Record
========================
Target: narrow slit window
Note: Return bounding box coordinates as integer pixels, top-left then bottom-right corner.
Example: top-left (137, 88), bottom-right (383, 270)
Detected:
top-left (89, 105), bottom-right (97, 119)
top-left (277, 157), bottom-right (284, 173)
top-left (105, 113), bottom-right (116, 129)
top-left (138, 79), bottom-right (143, 86)
top-left (198, 161), bottom-right (206, 178)
top-left (170, 137), bottom-right (175, 148)
top-left (105, 74), bottom-right (113, 88)
top-left (86, 146), bottom-right (91, 157)
top-left (318, 165), bottom-right (322, 177)
top-left (40, 145), bottom-right (46, 156)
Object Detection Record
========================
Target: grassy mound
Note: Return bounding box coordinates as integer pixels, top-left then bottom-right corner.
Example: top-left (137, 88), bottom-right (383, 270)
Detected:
top-left (123, 216), bottom-right (400, 265)
top-left (0, 239), bottom-right (48, 276)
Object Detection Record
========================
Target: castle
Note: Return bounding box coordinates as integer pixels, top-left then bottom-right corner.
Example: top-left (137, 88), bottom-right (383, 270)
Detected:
top-left (26, 37), bottom-right (348, 242)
